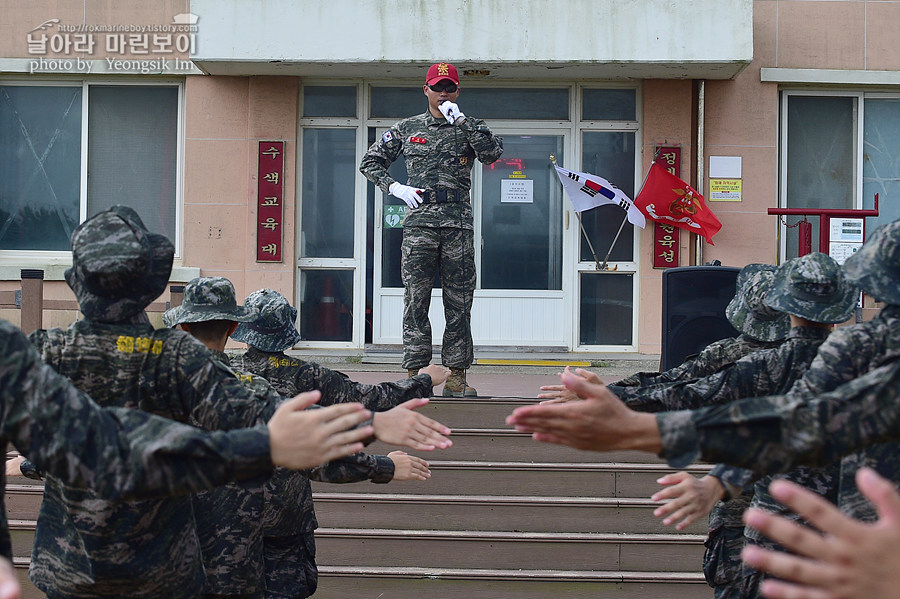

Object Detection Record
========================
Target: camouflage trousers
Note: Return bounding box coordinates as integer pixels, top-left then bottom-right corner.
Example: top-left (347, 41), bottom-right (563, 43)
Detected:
top-left (401, 226), bottom-right (476, 370)
top-left (702, 526), bottom-right (745, 599)
top-left (263, 532), bottom-right (317, 599)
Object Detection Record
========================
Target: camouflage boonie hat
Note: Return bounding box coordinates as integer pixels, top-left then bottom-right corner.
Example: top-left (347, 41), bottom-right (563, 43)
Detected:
top-left (765, 253), bottom-right (858, 324)
top-left (725, 264), bottom-right (790, 342)
top-left (231, 288), bottom-right (302, 352)
top-left (842, 220), bottom-right (900, 305)
top-left (163, 277), bottom-right (257, 327)
top-left (65, 205), bottom-right (174, 323)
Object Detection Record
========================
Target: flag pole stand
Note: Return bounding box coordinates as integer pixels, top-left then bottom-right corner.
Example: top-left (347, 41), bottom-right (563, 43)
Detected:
top-left (599, 213), bottom-right (629, 271)
top-left (550, 154), bottom-right (615, 272)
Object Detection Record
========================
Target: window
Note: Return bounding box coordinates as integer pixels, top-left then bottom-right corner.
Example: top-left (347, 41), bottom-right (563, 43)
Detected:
top-left (781, 91), bottom-right (900, 256)
top-left (371, 86), bottom-right (569, 120)
top-left (0, 82), bottom-right (180, 252)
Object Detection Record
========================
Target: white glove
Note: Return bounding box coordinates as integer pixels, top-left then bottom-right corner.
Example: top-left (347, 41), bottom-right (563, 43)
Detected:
top-left (389, 182), bottom-right (423, 209)
top-left (438, 101), bottom-right (465, 125)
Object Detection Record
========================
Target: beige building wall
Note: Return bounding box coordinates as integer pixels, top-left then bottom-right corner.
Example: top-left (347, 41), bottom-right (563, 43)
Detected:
top-left (182, 75), bottom-right (299, 346)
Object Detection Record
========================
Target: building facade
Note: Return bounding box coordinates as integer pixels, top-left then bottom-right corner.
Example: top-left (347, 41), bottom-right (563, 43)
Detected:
top-left (1, 0), bottom-right (895, 353)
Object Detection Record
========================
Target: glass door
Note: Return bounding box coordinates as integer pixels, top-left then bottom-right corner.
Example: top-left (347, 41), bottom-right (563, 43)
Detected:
top-left (479, 135), bottom-right (564, 292)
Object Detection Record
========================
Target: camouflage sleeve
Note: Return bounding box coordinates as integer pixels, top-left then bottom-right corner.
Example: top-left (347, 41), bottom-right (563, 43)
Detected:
top-left (624, 354), bottom-right (778, 414)
top-left (614, 347), bottom-right (712, 387)
top-left (307, 452), bottom-right (394, 484)
top-left (787, 327), bottom-right (872, 399)
top-left (359, 124), bottom-right (405, 194)
top-left (19, 458), bottom-right (43, 481)
top-left (658, 358), bottom-right (900, 473)
top-left (613, 370), bottom-right (667, 387)
top-left (312, 364), bottom-right (431, 411)
top-left (0, 321), bottom-right (274, 500)
top-left (709, 463), bottom-right (759, 497)
top-left (457, 117), bottom-right (503, 165)
top-left (620, 378), bottom-right (706, 413)
top-left (168, 335), bottom-right (282, 430)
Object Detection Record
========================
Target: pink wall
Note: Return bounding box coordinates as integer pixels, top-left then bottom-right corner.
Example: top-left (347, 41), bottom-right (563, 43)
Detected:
top-left (183, 76), bottom-right (298, 345)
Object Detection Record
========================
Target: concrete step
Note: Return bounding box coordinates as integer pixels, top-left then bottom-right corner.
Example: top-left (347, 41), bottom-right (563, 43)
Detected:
top-left (413, 398), bottom-right (536, 429)
top-left (11, 559), bottom-right (43, 599)
top-left (365, 432), bottom-right (671, 463)
top-left (315, 528), bottom-right (706, 572)
top-left (316, 567), bottom-right (709, 599)
top-left (313, 461), bottom-right (711, 499)
top-left (312, 493), bottom-right (708, 535)
top-left (11, 558), bottom-right (710, 599)
top-left (6, 484), bottom-right (43, 520)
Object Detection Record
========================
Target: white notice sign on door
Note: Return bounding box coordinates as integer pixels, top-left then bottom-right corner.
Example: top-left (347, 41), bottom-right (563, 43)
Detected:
top-left (501, 179), bottom-right (533, 203)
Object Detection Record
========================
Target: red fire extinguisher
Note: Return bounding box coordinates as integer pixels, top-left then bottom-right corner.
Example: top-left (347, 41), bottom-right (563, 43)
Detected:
top-left (318, 275), bottom-right (339, 339)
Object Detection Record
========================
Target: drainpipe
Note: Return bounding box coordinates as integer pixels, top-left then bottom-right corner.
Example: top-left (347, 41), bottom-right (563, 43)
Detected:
top-left (695, 79), bottom-right (705, 266)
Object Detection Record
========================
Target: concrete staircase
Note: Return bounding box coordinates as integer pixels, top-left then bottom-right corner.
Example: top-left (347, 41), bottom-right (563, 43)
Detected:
top-left (5, 396), bottom-right (713, 598)
top-left (311, 397), bottom-right (713, 598)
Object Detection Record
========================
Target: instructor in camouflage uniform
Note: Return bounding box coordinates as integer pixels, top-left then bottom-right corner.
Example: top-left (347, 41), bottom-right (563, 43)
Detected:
top-left (359, 61), bottom-right (504, 396)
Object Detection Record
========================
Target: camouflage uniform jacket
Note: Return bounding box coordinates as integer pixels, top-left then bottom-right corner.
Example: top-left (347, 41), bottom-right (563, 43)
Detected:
top-left (612, 334), bottom-right (780, 389)
top-left (27, 318), bottom-right (286, 599)
top-left (231, 347), bottom-right (432, 412)
top-left (0, 320), bottom-right (274, 560)
top-left (620, 327), bottom-right (827, 414)
top-left (359, 111), bottom-right (503, 230)
top-left (193, 351), bottom-right (393, 595)
top-left (661, 327), bottom-right (828, 532)
top-left (230, 350), bottom-right (395, 534)
top-left (698, 327), bottom-right (838, 541)
top-left (657, 320), bottom-right (900, 474)
top-left (785, 304), bottom-right (900, 521)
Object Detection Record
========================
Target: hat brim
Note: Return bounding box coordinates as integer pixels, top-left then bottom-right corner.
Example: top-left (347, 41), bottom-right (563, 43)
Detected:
top-left (765, 279), bottom-right (859, 324)
top-left (844, 253), bottom-right (900, 305)
top-left (426, 76), bottom-right (459, 86)
top-left (164, 304), bottom-right (258, 327)
top-left (232, 321), bottom-right (302, 352)
top-left (67, 231), bottom-right (174, 322)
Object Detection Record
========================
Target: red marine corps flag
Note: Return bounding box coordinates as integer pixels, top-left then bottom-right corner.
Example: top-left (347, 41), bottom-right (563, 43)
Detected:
top-left (634, 162), bottom-right (722, 245)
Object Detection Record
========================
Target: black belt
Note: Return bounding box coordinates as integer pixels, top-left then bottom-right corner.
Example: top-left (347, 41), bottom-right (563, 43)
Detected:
top-left (420, 189), bottom-right (465, 204)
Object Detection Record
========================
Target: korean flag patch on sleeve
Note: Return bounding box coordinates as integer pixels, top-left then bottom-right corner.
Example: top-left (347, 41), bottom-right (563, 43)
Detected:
top-left (381, 131), bottom-right (394, 143)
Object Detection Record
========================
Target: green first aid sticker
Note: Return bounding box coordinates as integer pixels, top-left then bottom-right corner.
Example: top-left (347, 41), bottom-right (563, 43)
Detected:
top-left (384, 205), bottom-right (406, 228)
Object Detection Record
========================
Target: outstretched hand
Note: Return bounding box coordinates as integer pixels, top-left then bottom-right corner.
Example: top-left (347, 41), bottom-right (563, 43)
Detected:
top-left (372, 397), bottom-right (452, 450)
top-left (0, 557), bottom-right (19, 599)
top-left (741, 467), bottom-right (900, 599)
top-left (538, 366), bottom-right (602, 403)
top-left (652, 473), bottom-right (725, 530)
top-left (387, 450), bottom-right (431, 481)
top-left (507, 369), bottom-right (661, 453)
top-left (419, 364), bottom-right (451, 387)
top-left (268, 391), bottom-right (372, 470)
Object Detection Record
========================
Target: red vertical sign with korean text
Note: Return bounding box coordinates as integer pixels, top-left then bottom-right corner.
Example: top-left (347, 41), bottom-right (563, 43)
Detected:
top-left (652, 145), bottom-right (681, 268)
top-left (257, 141), bottom-right (284, 262)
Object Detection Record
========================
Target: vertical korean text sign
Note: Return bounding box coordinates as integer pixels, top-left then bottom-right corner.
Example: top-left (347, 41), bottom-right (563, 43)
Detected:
top-left (652, 146), bottom-right (681, 268)
top-left (257, 141), bottom-right (284, 262)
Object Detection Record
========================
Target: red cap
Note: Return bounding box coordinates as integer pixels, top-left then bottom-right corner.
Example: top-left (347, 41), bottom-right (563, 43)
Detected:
top-left (426, 62), bottom-right (459, 86)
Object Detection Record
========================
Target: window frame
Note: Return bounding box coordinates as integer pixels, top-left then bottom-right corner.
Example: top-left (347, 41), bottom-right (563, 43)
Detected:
top-left (0, 77), bottom-right (186, 266)
top-left (778, 89), bottom-right (864, 260)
